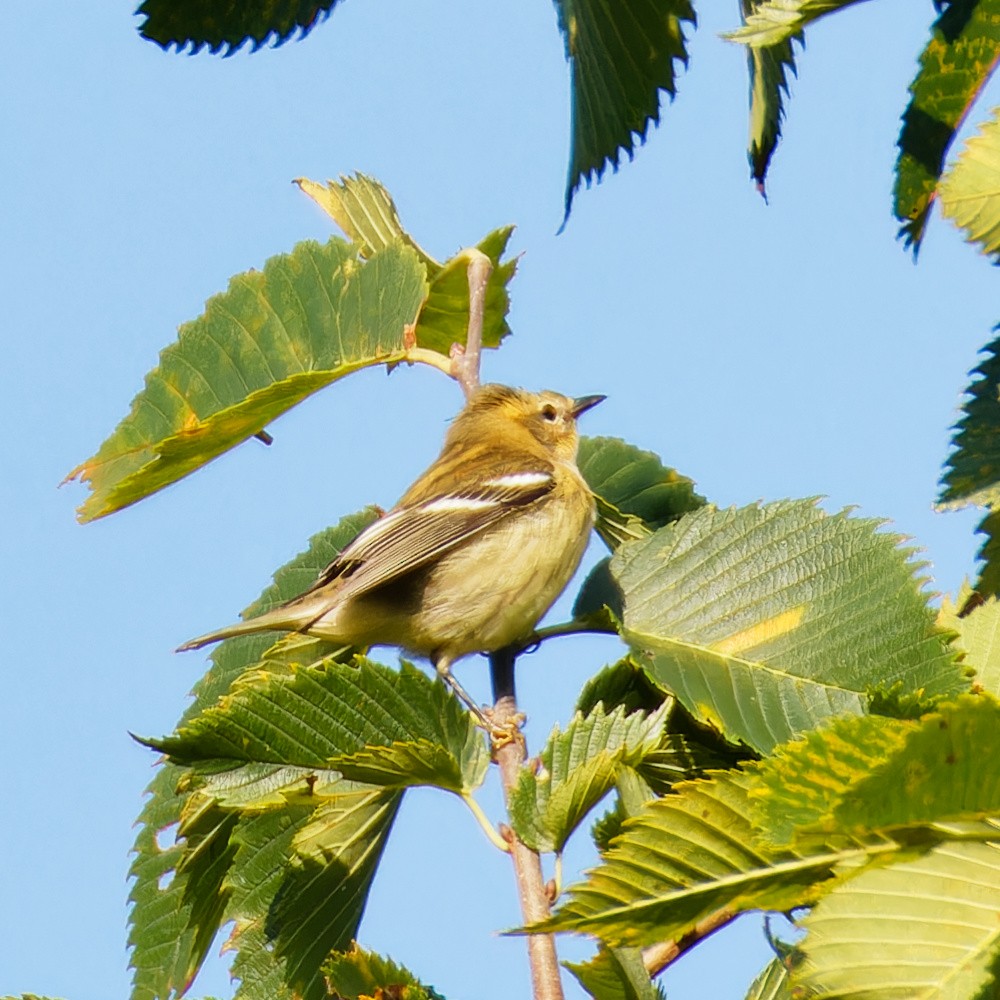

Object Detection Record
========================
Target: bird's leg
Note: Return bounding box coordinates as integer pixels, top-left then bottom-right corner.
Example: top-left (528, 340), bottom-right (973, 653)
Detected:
top-left (434, 653), bottom-right (521, 747)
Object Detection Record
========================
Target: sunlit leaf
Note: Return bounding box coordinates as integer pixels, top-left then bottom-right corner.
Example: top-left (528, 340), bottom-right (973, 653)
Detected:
top-left (940, 105), bottom-right (1000, 257)
top-left (750, 714), bottom-right (913, 846)
top-left (612, 500), bottom-right (965, 752)
top-left (148, 658), bottom-right (485, 797)
top-left (744, 958), bottom-right (792, 1000)
top-left (136, 0), bottom-right (340, 54)
top-left (532, 769), bottom-right (854, 946)
top-left (128, 512), bottom-right (374, 1000)
top-left (555, 0), bottom-right (696, 222)
top-left (741, 0), bottom-right (799, 193)
top-left (298, 174), bottom-right (517, 356)
top-left (324, 943), bottom-right (446, 1000)
top-left (895, 0), bottom-right (1000, 253)
top-left (509, 703), bottom-right (667, 853)
top-left (266, 786), bottom-right (401, 999)
top-left (725, 0), bottom-right (871, 47)
top-left (565, 945), bottom-right (667, 1000)
top-left (66, 242), bottom-right (428, 521)
top-left (795, 841), bottom-right (1000, 999)
top-left (940, 594), bottom-right (1000, 696)
top-left (296, 174), bottom-right (438, 267)
top-left (754, 696), bottom-right (1000, 855)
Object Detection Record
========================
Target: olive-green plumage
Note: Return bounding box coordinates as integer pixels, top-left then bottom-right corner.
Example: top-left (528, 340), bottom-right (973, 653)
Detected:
top-left (179, 384), bottom-right (604, 710)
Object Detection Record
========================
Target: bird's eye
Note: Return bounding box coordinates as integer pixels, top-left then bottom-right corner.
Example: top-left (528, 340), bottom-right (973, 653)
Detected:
top-left (540, 404), bottom-right (558, 422)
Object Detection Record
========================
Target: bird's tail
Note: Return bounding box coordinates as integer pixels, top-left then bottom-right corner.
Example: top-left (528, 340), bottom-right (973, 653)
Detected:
top-left (176, 603), bottom-right (316, 653)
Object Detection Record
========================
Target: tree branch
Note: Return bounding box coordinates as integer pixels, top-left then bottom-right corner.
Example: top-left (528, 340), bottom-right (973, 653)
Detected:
top-left (641, 907), bottom-right (737, 977)
top-left (452, 250), bottom-right (493, 399)
top-left (490, 646), bottom-right (565, 1000)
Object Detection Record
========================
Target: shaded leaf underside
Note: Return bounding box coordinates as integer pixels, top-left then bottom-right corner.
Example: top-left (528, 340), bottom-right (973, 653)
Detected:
top-left (939, 328), bottom-right (1000, 509)
top-left (135, 0), bottom-right (340, 54)
top-left (556, 0), bottom-right (696, 221)
top-left (894, 0), bottom-right (1000, 253)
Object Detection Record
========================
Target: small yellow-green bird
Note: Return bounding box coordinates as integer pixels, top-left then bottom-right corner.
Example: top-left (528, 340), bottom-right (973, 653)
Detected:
top-left (179, 384), bottom-right (604, 717)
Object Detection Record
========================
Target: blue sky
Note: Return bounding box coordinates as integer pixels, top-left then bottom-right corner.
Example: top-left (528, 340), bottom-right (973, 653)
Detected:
top-left (3, 2), bottom-right (997, 998)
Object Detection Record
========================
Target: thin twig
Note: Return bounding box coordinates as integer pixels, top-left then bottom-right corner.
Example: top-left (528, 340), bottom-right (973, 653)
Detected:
top-left (642, 908), bottom-right (737, 977)
top-left (452, 250), bottom-right (493, 399)
top-left (525, 619), bottom-right (618, 649)
top-left (490, 647), bottom-right (565, 1000)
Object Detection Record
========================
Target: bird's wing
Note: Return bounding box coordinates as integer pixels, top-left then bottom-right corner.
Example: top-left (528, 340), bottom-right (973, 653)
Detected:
top-left (302, 464), bottom-right (556, 602)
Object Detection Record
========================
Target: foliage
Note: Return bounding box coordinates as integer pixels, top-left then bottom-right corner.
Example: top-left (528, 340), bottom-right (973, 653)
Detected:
top-left (64, 174), bottom-right (515, 522)
top-left (131, 0), bottom-right (1000, 243)
top-left (62, 141), bottom-right (1000, 1000)
top-left (940, 329), bottom-right (1000, 598)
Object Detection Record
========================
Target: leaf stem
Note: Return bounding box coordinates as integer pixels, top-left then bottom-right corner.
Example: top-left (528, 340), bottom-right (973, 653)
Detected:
top-left (403, 346), bottom-right (455, 377)
top-left (461, 792), bottom-right (511, 853)
top-left (490, 646), bottom-right (565, 1000)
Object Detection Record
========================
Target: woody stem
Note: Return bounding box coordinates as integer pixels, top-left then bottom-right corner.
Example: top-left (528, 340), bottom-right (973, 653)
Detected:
top-left (489, 646), bottom-right (565, 1000)
top-left (453, 250), bottom-right (493, 399)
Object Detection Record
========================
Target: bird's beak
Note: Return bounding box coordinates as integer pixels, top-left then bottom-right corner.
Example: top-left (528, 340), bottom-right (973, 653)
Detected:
top-left (571, 394), bottom-right (606, 418)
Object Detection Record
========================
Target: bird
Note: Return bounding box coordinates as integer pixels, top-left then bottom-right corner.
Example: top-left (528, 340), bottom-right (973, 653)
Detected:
top-left (178, 384), bottom-right (605, 723)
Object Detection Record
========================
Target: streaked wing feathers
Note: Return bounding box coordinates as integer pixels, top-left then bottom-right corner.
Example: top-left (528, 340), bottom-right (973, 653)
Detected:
top-left (301, 467), bottom-right (556, 602)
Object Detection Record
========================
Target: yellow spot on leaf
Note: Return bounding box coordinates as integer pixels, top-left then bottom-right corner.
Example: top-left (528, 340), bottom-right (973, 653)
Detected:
top-left (713, 607), bottom-right (806, 656)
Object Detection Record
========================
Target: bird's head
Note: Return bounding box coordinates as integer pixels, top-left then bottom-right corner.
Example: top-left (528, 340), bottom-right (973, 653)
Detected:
top-left (457, 384), bottom-right (605, 461)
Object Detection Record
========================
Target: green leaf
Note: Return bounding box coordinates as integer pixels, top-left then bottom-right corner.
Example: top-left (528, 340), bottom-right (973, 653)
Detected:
top-left (975, 509), bottom-right (1000, 600)
top-left (135, 0), bottom-right (340, 54)
top-left (532, 769), bottom-right (851, 947)
top-left (744, 958), bottom-right (792, 1000)
top-left (795, 841), bottom-right (1000, 999)
top-left (829, 696), bottom-right (1000, 835)
top-left (66, 241), bottom-right (428, 521)
top-left (266, 787), bottom-right (402, 999)
top-left (296, 174), bottom-right (439, 267)
top-left (413, 227), bottom-right (516, 356)
top-left (127, 512), bottom-right (374, 1000)
top-left (578, 436), bottom-right (705, 549)
top-left (894, 0), bottom-right (1000, 254)
top-left (939, 328), bottom-right (1000, 509)
top-left (151, 658), bottom-right (489, 797)
top-left (754, 697), bottom-right (1000, 850)
top-left (940, 105), bottom-right (1000, 257)
top-left (230, 919), bottom-right (292, 1000)
top-left (941, 595), bottom-right (1000, 696)
top-left (555, 0), bottom-right (696, 222)
top-left (575, 657), bottom-right (670, 719)
top-left (326, 665), bottom-right (489, 794)
top-left (324, 943), bottom-right (446, 1000)
top-left (509, 703), bottom-right (667, 853)
top-left (751, 713), bottom-right (914, 846)
top-left (565, 945), bottom-right (667, 1000)
top-left (725, 0), bottom-right (870, 47)
top-left (298, 174), bottom-right (517, 356)
top-left (612, 500), bottom-right (966, 753)
top-left (739, 0), bottom-right (799, 192)
top-left (224, 806), bottom-right (316, 1000)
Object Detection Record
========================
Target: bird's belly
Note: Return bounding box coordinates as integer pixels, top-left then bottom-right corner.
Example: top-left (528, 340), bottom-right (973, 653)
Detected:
top-left (408, 499), bottom-right (592, 658)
